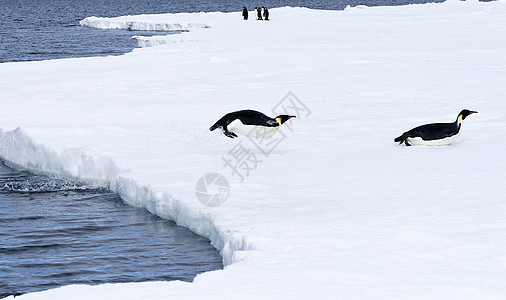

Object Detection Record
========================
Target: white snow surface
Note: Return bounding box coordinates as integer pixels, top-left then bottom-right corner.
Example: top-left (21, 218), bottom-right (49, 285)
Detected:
top-left (2, 1), bottom-right (506, 299)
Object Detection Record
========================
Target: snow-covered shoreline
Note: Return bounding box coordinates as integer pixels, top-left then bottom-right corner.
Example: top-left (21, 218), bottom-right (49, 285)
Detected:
top-left (2, 1), bottom-right (506, 299)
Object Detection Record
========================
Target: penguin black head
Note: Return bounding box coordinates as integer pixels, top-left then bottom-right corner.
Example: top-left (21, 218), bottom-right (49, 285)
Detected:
top-left (276, 115), bottom-right (296, 125)
top-left (459, 109), bottom-right (478, 120)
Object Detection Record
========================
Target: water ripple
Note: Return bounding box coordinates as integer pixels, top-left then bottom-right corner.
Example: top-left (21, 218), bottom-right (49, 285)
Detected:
top-left (0, 243), bottom-right (67, 255)
top-left (0, 176), bottom-right (108, 194)
top-left (0, 161), bottom-right (222, 298)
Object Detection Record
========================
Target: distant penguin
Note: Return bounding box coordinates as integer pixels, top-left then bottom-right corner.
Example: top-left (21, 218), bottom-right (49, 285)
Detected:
top-left (256, 7), bottom-right (263, 20)
top-left (263, 7), bottom-right (269, 20)
top-left (242, 7), bottom-right (248, 20)
top-left (394, 109), bottom-right (477, 146)
top-left (210, 109), bottom-right (296, 138)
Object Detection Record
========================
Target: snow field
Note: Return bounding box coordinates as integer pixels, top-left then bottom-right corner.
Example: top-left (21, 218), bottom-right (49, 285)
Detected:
top-left (1, 1), bottom-right (506, 299)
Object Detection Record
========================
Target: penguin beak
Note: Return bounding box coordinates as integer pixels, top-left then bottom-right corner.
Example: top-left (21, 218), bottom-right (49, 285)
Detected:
top-left (288, 116), bottom-right (296, 119)
top-left (469, 111), bottom-right (478, 114)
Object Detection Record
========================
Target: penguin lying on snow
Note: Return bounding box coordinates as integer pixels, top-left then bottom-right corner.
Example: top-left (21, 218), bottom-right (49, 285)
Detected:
top-left (395, 109), bottom-right (477, 146)
top-left (210, 109), bottom-right (296, 138)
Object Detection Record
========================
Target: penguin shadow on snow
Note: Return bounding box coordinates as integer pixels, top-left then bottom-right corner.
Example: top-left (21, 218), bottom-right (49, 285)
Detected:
top-left (394, 109), bottom-right (478, 147)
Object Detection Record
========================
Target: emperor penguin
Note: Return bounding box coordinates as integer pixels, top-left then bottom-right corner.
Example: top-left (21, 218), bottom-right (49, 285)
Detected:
top-left (256, 7), bottom-right (263, 20)
top-left (263, 7), bottom-right (269, 20)
top-left (210, 109), bottom-right (296, 138)
top-left (242, 7), bottom-right (248, 20)
top-left (394, 109), bottom-right (477, 146)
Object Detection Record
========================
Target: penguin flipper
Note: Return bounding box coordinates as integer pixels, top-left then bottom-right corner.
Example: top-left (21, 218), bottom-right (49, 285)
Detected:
top-left (267, 120), bottom-right (278, 127)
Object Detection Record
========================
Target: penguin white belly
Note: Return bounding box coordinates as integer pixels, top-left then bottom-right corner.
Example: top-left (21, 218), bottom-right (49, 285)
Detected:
top-left (407, 131), bottom-right (461, 146)
top-left (228, 119), bottom-right (280, 138)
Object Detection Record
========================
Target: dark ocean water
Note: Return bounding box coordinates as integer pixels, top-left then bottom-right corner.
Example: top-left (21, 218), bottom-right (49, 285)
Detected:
top-left (0, 161), bottom-right (223, 298)
top-left (0, 0), bottom-right (447, 63)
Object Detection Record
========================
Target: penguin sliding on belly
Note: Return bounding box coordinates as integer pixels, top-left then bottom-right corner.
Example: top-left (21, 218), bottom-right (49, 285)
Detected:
top-left (394, 109), bottom-right (477, 146)
top-left (210, 110), bottom-right (296, 138)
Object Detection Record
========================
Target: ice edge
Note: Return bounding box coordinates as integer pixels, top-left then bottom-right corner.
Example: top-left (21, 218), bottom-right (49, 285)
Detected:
top-left (79, 16), bottom-right (210, 32)
top-left (0, 127), bottom-right (246, 266)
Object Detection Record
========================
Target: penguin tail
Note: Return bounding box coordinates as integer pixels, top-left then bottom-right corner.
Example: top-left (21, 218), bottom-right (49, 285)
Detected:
top-left (209, 123), bottom-right (219, 131)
